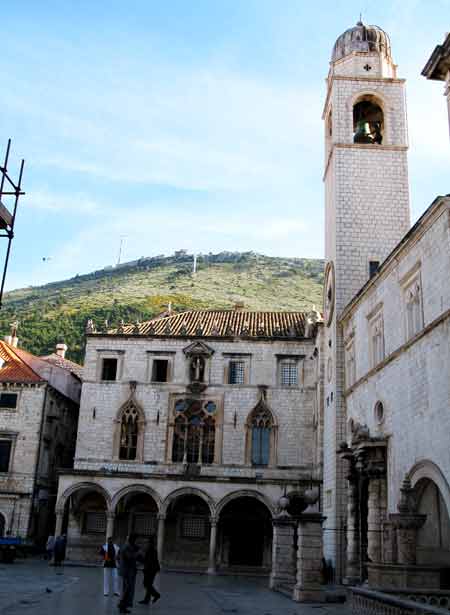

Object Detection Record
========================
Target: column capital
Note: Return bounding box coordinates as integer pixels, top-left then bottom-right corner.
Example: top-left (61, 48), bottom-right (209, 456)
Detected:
top-left (157, 513), bottom-right (166, 521)
top-left (209, 516), bottom-right (218, 526)
top-left (106, 511), bottom-right (116, 520)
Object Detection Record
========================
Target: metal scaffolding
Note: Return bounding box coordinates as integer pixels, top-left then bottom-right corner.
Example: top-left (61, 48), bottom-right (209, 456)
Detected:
top-left (0, 139), bottom-right (25, 307)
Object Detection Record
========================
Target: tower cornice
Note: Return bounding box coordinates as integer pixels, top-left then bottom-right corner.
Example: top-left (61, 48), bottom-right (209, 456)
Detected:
top-left (323, 143), bottom-right (409, 181)
top-left (322, 76), bottom-right (406, 118)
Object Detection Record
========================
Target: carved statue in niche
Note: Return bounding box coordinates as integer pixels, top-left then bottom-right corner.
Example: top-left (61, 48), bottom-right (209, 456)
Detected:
top-left (190, 355), bottom-right (205, 382)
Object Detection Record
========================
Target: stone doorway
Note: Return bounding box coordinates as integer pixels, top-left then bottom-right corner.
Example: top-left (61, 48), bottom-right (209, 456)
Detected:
top-left (218, 497), bottom-right (272, 570)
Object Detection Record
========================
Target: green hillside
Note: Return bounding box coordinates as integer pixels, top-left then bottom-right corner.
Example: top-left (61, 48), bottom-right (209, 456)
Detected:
top-left (0, 252), bottom-right (324, 363)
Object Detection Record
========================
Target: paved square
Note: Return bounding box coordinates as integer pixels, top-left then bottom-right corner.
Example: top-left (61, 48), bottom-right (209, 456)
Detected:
top-left (0, 561), bottom-right (350, 615)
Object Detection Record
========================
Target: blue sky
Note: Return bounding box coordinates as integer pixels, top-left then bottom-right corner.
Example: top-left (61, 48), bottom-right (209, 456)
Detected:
top-left (1, 0), bottom-right (449, 290)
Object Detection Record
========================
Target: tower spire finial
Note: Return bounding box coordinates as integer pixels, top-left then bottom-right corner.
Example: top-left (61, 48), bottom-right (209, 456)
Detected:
top-left (357, 12), bottom-right (363, 26)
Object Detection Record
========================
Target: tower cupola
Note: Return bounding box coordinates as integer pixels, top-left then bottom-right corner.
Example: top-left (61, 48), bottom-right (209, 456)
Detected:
top-left (332, 21), bottom-right (391, 63)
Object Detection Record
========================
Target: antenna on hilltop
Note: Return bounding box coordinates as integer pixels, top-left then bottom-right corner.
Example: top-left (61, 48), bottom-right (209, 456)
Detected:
top-left (117, 235), bottom-right (127, 265)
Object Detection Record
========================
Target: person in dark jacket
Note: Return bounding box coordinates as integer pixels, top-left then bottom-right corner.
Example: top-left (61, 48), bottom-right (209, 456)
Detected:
top-left (118, 533), bottom-right (141, 614)
top-left (138, 537), bottom-right (161, 605)
top-left (53, 534), bottom-right (67, 567)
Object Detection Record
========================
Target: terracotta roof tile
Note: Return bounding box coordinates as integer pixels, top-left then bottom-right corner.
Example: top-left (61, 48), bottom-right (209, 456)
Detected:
top-left (0, 341), bottom-right (43, 383)
top-left (108, 310), bottom-right (308, 339)
top-left (42, 354), bottom-right (84, 380)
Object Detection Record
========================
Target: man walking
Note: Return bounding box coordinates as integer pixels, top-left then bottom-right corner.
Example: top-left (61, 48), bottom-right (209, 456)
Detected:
top-left (138, 537), bottom-right (161, 605)
top-left (118, 533), bottom-right (141, 614)
top-left (100, 536), bottom-right (120, 596)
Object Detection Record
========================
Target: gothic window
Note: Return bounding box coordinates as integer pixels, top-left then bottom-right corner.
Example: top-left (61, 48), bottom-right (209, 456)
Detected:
top-left (114, 398), bottom-right (145, 462)
top-left (405, 279), bottom-right (423, 339)
top-left (353, 97), bottom-right (384, 144)
top-left (246, 399), bottom-right (276, 467)
top-left (171, 399), bottom-right (217, 464)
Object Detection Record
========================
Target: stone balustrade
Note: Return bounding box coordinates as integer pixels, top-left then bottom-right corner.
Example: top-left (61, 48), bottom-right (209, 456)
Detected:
top-left (351, 587), bottom-right (449, 615)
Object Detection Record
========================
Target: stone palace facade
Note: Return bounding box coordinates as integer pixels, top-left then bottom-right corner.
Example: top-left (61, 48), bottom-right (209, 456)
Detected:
top-left (54, 21), bottom-right (450, 595)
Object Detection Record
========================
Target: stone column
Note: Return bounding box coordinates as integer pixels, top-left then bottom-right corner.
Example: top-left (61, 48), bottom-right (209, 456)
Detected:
top-left (54, 508), bottom-right (64, 537)
top-left (207, 518), bottom-right (218, 575)
top-left (106, 512), bottom-right (115, 539)
top-left (293, 514), bottom-right (325, 603)
top-left (157, 514), bottom-right (166, 564)
top-left (367, 476), bottom-right (383, 564)
top-left (344, 476), bottom-right (360, 584)
top-left (269, 515), bottom-right (297, 589)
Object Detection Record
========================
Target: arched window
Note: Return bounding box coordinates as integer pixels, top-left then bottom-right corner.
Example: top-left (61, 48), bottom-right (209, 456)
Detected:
top-left (353, 97), bottom-right (384, 144)
top-left (120, 405), bottom-right (139, 460)
top-left (250, 407), bottom-right (272, 466)
top-left (246, 395), bottom-right (277, 467)
top-left (114, 397), bottom-right (145, 462)
top-left (171, 399), bottom-right (217, 465)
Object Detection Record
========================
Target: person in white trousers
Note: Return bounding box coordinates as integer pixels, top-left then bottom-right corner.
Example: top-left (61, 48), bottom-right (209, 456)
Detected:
top-left (100, 537), bottom-right (120, 596)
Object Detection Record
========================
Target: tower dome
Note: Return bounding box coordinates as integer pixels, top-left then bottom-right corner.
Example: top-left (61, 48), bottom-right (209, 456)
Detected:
top-left (331, 21), bottom-right (391, 63)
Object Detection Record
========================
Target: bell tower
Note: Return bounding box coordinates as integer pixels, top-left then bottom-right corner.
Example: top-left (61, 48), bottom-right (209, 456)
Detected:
top-left (322, 22), bottom-right (410, 579)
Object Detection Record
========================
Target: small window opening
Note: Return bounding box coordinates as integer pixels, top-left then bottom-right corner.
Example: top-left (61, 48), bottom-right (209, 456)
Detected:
top-left (229, 361), bottom-right (245, 385)
top-left (101, 358), bottom-right (118, 381)
top-left (353, 99), bottom-right (384, 144)
top-left (374, 401), bottom-right (385, 424)
top-left (0, 393), bottom-right (18, 409)
top-left (152, 359), bottom-right (169, 382)
top-left (0, 440), bottom-right (12, 472)
top-left (369, 260), bottom-right (380, 278)
top-left (280, 361), bottom-right (298, 386)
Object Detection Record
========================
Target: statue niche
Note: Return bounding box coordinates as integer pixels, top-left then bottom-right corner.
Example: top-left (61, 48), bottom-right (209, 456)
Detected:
top-left (190, 355), bottom-right (205, 383)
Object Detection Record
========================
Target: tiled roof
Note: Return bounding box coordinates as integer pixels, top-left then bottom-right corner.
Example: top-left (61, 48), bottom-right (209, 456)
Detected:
top-left (0, 341), bottom-right (43, 383)
top-left (42, 354), bottom-right (84, 380)
top-left (107, 310), bottom-right (310, 339)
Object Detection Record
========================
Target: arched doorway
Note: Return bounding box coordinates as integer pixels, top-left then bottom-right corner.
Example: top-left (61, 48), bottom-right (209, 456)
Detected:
top-left (218, 496), bottom-right (273, 570)
top-left (415, 478), bottom-right (450, 567)
top-left (114, 492), bottom-right (158, 544)
top-left (164, 494), bottom-right (212, 570)
top-left (61, 485), bottom-right (109, 561)
top-left (0, 513), bottom-right (5, 537)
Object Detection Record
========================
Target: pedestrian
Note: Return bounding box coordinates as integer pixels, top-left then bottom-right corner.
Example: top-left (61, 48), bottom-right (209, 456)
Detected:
top-left (45, 535), bottom-right (55, 561)
top-left (118, 533), bottom-right (141, 614)
top-left (53, 534), bottom-right (66, 567)
top-left (100, 536), bottom-right (120, 597)
top-left (138, 536), bottom-right (161, 605)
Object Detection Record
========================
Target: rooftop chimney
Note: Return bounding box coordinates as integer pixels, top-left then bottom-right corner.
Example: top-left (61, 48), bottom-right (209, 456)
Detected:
top-left (9, 321), bottom-right (18, 347)
top-left (55, 343), bottom-right (68, 359)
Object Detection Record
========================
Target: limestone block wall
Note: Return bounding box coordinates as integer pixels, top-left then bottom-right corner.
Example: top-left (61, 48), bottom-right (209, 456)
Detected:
top-left (342, 198), bottom-right (450, 514)
top-left (75, 335), bottom-right (318, 478)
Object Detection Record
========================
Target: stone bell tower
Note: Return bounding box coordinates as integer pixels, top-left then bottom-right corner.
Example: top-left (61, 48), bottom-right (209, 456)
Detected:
top-left (321, 22), bottom-right (410, 579)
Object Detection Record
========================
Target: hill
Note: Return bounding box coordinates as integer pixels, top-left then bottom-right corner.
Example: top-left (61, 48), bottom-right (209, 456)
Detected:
top-left (0, 252), bottom-right (324, 363)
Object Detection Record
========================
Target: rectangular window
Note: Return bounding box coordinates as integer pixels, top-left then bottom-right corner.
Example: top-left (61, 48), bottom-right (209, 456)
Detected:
top-left (280, 361), bottom-right (298, 386)
top-left (251, 427), bottom-right (270, 466)
top-left (133, 513), bottom-right (157, 536)
top-left (229, 361), bottom-right (245, 384)
top-left (345, 342), bottom-right (356, 387)
top-left (83, 511), bottom-right (106, 534)
top-left (368, 308), bottom-right (384, 369)
top-left (152, 359), bottom-right (169, 382)
top-left (0, 440), bottom-right (12, 473)
top-left (0, 393), bottom-right (18, 409)
top-left (101, 358), bottom-right (118, 381)
top-left (369, 260), bottom-right (380, 278)
top-left (181, 516), bottom-right (207, 539)
top-left (404, 278), bottom-right (423, 340)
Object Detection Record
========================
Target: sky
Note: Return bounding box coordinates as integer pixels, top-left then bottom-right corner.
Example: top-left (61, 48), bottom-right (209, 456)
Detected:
top-left (0, 0), bottom-right (449, 290)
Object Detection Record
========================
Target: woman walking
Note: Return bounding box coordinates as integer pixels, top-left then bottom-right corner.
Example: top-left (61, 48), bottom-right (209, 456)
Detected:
top-left (138, 537), bottom-right (161, 605)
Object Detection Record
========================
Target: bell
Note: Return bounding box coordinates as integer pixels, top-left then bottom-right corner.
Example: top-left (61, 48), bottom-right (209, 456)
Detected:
top-left (353, 120), bottom-right (373, 144)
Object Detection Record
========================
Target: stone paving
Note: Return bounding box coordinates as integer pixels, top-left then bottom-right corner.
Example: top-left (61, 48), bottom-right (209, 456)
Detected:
top-left (0, 560), bottom-right (351, 615)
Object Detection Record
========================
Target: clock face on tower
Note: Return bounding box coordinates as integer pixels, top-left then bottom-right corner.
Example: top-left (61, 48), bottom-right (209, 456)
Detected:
top-left (323, 261), bottom-right (335, 327)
